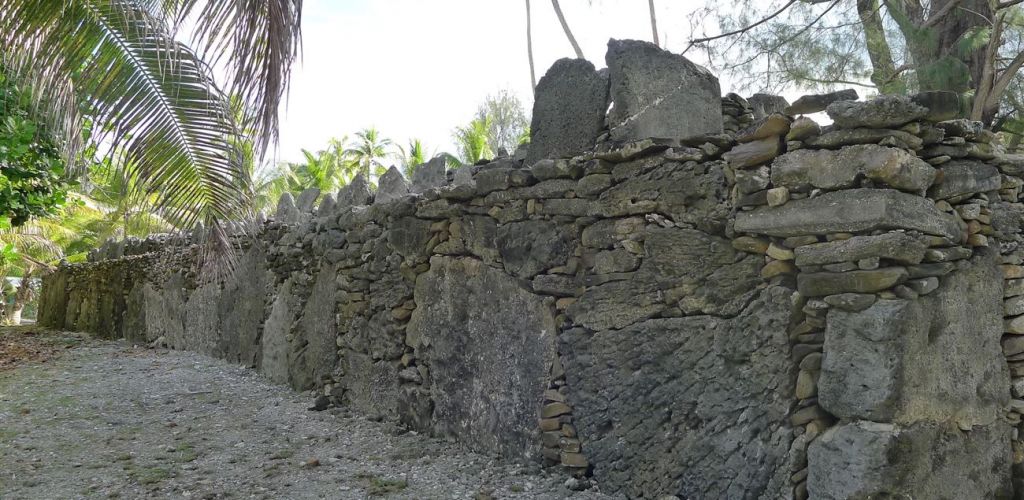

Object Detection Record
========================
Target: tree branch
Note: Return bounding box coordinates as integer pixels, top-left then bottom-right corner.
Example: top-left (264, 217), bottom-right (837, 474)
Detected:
top-left (923, 0), bottom-right (961, 28)
top-left (684, 0), bottom-right (798, 53)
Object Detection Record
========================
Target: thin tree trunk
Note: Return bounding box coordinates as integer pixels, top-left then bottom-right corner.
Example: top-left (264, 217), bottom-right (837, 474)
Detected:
top-left (648, 0), bottom-right (660, 47)
top-left (856, 0), bottom-right (903, 94)
top-left (550, 0), bottom-right (584, 59)
top-left (6, 271), bottom-right (32, 326)
top-left (526, 0), bottom-right (537, 93)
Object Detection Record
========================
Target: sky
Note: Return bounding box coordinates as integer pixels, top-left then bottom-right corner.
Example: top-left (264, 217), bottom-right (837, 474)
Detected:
top-left (275, 0), bottom-right (803, 163)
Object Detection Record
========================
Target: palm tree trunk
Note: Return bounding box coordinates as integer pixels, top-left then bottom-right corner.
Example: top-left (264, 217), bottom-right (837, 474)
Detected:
top-left (648, 0), bottom-right (660, 47)
top-left (6, 272), bottom-right (32, 326)
top-left (526, 0), bottom-right (537, 93)
top-left (550, 0), bottom-right (584, 59)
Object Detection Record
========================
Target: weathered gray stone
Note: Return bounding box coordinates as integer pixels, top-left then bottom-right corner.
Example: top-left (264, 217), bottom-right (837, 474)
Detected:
top-left (794, 232), bottom-right (927, 267)
top-left (599, 159), bottom-right (731, 233)
top-left (735, 113), bottom-right (791, 143)
top-left (808, 421), bottom-right (1011, 500)
top-left (275, 192), bottom-right (301, 223)
top-left (495, 220), bottom-right (572, 278)
top-left (337, 174), bottom-right (372, 208)
top-left (296, 187), bottom-right (320, 212)
top-left (408, 257), bottom-right (557, 460)
top-left (411, 156), bottom-right (447, 193)
top-left (721, 136), bottom-right (781, 169)
top-left (804, 128), bottom-right (923, 150)
top-left (770, 145), bottom-right (936, 193)
top-left (735, 189), bottom-right (961, 240)
top-left (785, 89), bottom-right (858, 115)
top-left (734, 165), bottom-right (770, 194)
top-left (560, 286), bottom-right (794, 498)
top-left (797, 268), bottom-right (908, 297)
top-left (259, 278), bottom-right (300, 386)
top-left (527, 58), bottom-right (609, 163)
top-left (289, 267), bottom-right (338, 391)
top-left (316, 193), bottom-right (336, 216)
top-left (375, 166), bottom-right (410, 204)
top-left (927, 160), bottom-right (1001, 200)
top-left (819, 250), bottom-right (1007, 424)
top-left (606, 39), bottom-right (722, 141)
top-left (529, 159), bottom-right (582, 181)
top-left (747, 93), bottom-right (789, 119)
top-left (824, 293), bottom-right (876, 312)
top-left (827, 95), bottom-right (928, 129)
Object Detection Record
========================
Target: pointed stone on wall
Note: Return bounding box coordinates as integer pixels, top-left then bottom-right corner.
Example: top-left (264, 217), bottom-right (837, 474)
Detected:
top-left (411, 156), bottom-right (447, 193)
top-left (375, 166), bottom-right (410, 204)
top-left (296, 187), bottom-right (321, 212)
top-left (275, 192), bottom-right (300, 223)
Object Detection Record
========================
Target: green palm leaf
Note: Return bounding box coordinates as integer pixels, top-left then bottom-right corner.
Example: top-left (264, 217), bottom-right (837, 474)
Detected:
top-left (0, 0), bottom-right (302, 269)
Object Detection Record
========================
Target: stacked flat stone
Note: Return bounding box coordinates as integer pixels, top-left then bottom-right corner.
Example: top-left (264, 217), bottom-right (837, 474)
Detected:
top-left (721, 92), bottom-right (755, 134)
top-left (538, 356), bottom-right (586, 474)
top-left (731, 93), bottom-right (1011, 499)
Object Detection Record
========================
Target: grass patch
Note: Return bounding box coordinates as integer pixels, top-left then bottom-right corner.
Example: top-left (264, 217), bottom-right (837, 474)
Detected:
top-left (129, 466), bottom-right (171, 485)
top-left (356, 471), bottom-right (408, 496)
top-left (173, 442), bottom-right (198, 463)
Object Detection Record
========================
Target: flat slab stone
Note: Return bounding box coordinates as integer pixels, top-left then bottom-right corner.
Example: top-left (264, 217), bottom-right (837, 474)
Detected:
top-left (771, 145), bottom-right (935, 193)
top-left (827, 95), bottom-right (928, 129)
top-left (797, 268), bottom-right (908, 297)
top-left (927, 160), bottom-right (1001, 200)
top-left (606, 39), bottom-right (722, 141)
top-left (527, 58), bottom-right (609, 164)
top-left (794, 232), bottom-right (928, 267)
top-left (785, 89), bottom-right (858, 115)
top-left (734, 189), bottom-right (961, 240)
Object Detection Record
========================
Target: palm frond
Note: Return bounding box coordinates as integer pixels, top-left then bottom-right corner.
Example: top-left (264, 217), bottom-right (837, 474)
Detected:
top-left (0, 0), bottom-right (256, 259)
top-left (173, 0), bottom-right (303, 154)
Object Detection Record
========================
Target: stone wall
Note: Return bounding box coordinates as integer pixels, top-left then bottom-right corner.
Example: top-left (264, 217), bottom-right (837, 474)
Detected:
top-left (39, 40), bottom-right (1023, 498)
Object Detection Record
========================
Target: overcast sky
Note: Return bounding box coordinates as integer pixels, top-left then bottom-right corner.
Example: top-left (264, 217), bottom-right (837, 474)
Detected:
top-left (275, 0), bottom-right (803, 163)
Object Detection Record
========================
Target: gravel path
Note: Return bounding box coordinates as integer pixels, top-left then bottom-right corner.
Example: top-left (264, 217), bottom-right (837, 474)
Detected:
top-left (0, 337), bottom-right (618, 499)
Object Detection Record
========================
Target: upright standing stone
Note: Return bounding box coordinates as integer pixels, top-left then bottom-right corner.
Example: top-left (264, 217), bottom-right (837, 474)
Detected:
top-left (605, 39), bottom-right (722, 142)
top-left (275, 192), bottom-right (301, 223)
top-left (337, 174), bottom-right (372, 209)
top-left (747, 93), bottom-right (790, 119)
top-left (374, 166), bottom-right (410, 204)
top-left (295, 187), bottom-right (320, 212)
top-left (526, 58), bottom-right (609, 164)
top-left (411, 156), bottom-right (447, 193)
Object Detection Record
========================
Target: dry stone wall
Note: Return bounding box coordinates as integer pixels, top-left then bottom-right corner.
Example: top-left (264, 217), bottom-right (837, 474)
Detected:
top-left (39, 39), bottom-right (1024, 499)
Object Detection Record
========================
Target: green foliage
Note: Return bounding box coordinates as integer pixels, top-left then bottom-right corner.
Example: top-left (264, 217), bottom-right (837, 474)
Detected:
top-left (453, 116), bottom-right (494, 165)
top-left (0, 0), bottom-right (302, 250)
top-left (346, 127), bottom-right (393, 182)
top-left (0, 73), bottom-right (69, 227)
top-left (475, 89), bottom-right (530, 154)
top-left (397, 139), bottom-right (429, 177)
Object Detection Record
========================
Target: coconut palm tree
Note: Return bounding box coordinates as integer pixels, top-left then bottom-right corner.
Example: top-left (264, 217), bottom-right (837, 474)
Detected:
top-left (453, 117), bottom-right (494, 165)
top-left (346, 128), bottom-right (393, 182)
top-left (0, 0), bottom-right (302, 250)
top-left (396, 139), bottom-right (430, 178)
top-left (525, 0), bottom-right (537, 93)
top-left (551, 0), bottom-right (584, 59)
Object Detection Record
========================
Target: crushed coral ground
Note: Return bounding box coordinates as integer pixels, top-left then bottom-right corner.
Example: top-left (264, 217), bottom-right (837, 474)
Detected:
top-left (0, 331), bottom-right (615, 499)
